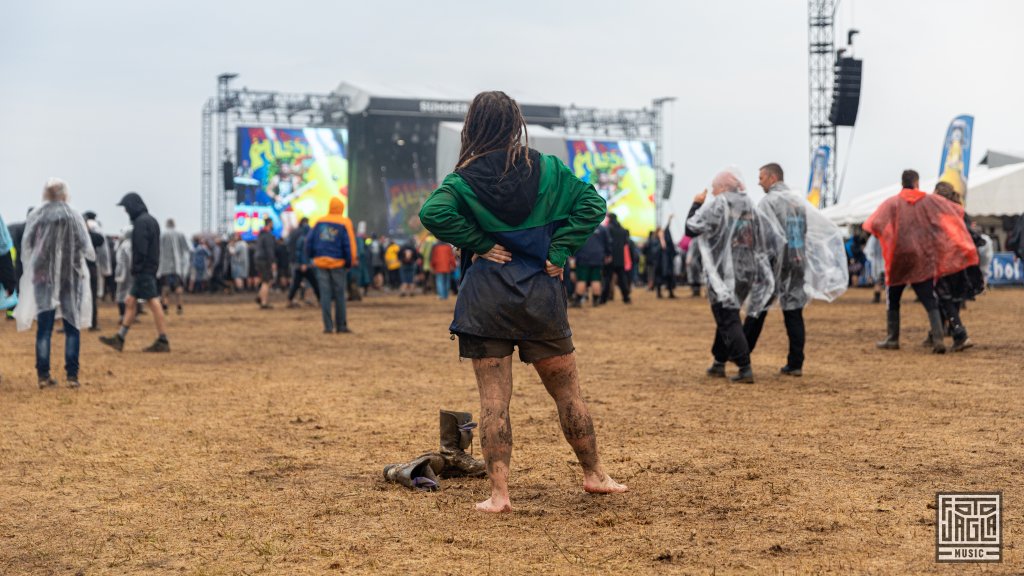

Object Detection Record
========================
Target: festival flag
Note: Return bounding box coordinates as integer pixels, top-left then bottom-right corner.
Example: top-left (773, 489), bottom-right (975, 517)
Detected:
top-left (806, 145), bottom-right (830, 208)
top-left (938, 115), bottom-right (974, 204)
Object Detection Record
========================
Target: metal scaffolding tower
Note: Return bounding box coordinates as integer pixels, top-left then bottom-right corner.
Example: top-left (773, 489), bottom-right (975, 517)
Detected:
top-left (809, 0), bottom-right (838, 207)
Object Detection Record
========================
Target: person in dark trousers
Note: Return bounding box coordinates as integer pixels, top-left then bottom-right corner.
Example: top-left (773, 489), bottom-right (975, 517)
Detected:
top-left (306, 197), bottom-right (352, 333)
top-left (286, 217), bottom-right (320, 307)
top-left (742, 163), bottom-right (808, 376)
top-left (254, 219), bottom-right (276, 308)
top-left (99, 192), bottom-right (170, 353)
top-left (82, 210), bottom-right (107, 327)
top-left (15, 179), bottom-right (95, 387)
top-left (420, 90), bottom-right (626, 513)
top-left (600, 213), bottom-right (631, 304)
top-left (654, 215), bottom-right (677, 298)
top-left (864, 170), bottom-right (978, 353)
top-left (931, 181), bottom-right (984, 352)
top-left (686, 168), bottom-right (777, 384)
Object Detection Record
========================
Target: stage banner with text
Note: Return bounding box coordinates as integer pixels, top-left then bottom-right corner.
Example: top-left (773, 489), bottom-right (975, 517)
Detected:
top-left (566, 139), bottom-right (656, 239)
top-left (988, 252), bottom-right (1023, 286)
top-left (233, 126), bottom-right (348, 240)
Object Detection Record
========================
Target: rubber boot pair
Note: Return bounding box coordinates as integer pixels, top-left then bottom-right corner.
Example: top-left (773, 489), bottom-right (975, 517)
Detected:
top-left (383, 410), bottom-right (486, 491)
top-left (706, 361), bottom-right (753, 383)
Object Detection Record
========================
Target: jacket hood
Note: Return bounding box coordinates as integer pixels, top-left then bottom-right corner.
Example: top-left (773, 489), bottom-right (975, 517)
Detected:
top-left (329, 197), bottom-right (345, 215)
top-left (899, 188), bottom-right (926, 205)
top-left (456, 148), bottom-right (541, 227)
top-left (118, 192), bottom-right (148, 220)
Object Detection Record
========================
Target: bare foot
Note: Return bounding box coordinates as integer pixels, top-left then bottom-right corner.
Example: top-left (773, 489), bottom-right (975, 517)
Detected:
top-left (583, 473), bottom-right (629, 494)
top-left (475, 496), bottom-right (513, 513)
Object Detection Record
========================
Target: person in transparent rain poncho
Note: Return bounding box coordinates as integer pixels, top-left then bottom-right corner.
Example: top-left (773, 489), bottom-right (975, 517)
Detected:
top-left (742, 163), bottom-right (849, 377)
top-left (685, 167), bottom-right (777, 383)
top-left (114, 225), bottom-right (134, 324)
top-left (14, 178), bottom-right (96, 389)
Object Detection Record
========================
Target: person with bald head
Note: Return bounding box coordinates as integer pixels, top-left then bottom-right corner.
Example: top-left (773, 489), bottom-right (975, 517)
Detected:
top-left (685, 168), bottom-right (777, 384)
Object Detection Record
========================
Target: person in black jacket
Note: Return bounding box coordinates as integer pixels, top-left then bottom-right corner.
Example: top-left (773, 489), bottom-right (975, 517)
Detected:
top-left (82, 211), bottom-right (107, 331)
top-left (600, 213), bottom-right (632, 304)
top-left (99, 192), bottom-right (169, 353)
top-left (254, 219), bottom-right (276, 308)
top-left (654, 215), bottom-right (678, 298)
top-left (572, 225), bottom-right (610, 307)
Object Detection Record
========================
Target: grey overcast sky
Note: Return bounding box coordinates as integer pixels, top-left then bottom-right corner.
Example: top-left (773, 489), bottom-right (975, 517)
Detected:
top-left (2, 0), bottom-right (1022, 236)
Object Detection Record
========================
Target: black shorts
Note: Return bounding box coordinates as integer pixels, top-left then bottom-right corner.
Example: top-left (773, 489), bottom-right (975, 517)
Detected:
top-left (257, 261), bottom-right (274, 283)
top-left (130, 274), bottom-right (159, 300)
top-left (159, 274), bottom-right (183, 290)
top-left (458, 334), bottom-right (575, 364)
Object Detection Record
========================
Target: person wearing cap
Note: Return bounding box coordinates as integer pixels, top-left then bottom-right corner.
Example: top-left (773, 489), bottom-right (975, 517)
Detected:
top-left (99, 192), bottom-right (169, 352)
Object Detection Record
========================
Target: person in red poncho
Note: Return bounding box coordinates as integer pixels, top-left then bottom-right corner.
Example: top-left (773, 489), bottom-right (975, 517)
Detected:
top-left (862, 170), bottom-right (979, 353)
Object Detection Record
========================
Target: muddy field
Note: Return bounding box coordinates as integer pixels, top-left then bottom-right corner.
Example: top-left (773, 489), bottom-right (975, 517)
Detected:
top-left (1, 286), bottom-right (1022, 575)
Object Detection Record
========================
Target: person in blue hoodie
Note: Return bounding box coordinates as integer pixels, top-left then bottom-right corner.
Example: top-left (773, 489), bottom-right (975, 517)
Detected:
top-left (305, 197), bottom-right (352, 333)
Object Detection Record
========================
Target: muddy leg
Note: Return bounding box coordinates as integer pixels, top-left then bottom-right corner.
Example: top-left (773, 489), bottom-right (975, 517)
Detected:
top-left (533, 352), bottom-right (627, 494)
top-left (472, 356), bottom-right (514, 512)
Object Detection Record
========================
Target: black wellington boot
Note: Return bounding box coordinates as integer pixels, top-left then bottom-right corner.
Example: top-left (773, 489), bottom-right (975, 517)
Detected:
top-left (876, 310), bottom-right (900, 350)
top-left (947, 308), bottom-right (973, 352)
top-left (383, 453), bottom-right (445, 491)
top-left (439, 410), bottom-right (486, 477)
top-left (730, 365), bottom-right (755, 384)
top-left (927, 309), bottom-right (946, 354)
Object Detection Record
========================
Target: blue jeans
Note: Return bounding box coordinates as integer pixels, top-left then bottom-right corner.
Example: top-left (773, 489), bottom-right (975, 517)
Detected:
top-left (316, 268), bottom-right (347, 332)
top-left (435, 272), bottom-right (451, 299)
top-left (36, 309), bottom-right (79, 379)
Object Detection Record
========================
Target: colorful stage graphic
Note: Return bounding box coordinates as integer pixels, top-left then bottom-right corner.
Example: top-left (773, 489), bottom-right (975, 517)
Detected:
top-left (233, 126), bottom-right (348, 240)
top-left (566, 139), bottom-right (656, 238)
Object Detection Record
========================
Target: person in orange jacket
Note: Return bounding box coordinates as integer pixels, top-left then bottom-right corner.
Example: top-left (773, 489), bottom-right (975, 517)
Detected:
top-left (429, 241), bottom-right (458, 300)
top-left (305, 197), bottom-right (355, 333)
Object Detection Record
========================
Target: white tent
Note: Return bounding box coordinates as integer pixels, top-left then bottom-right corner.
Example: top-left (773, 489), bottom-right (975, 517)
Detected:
top-left (823, 161), bottom-right (1024, 225)
top-left (435, 122), bottom-right (569, 177)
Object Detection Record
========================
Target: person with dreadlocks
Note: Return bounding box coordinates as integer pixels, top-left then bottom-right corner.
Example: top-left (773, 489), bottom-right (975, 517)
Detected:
top-left (930, 181), bottom-right (984, 351)
top-left (420, 91), bottom-right (627, 513)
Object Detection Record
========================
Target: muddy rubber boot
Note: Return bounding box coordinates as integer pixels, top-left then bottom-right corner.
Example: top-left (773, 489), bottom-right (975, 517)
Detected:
top-left (383, 453), bottom-right (445, 491)
top-left (875, 310), bottom-right (900, 350)
top-left (927, 309), bottom-right (946, 354)
top-left (706, 362), bottom-right (726, 378)
top-left (439, 410), bottom-right (486, 478)
top-left (730, 365), bottom-right (755, 384)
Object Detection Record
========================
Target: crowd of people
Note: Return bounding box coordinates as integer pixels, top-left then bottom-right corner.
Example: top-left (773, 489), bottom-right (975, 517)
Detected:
top-left (0, 165), bottom-right (1002, 390)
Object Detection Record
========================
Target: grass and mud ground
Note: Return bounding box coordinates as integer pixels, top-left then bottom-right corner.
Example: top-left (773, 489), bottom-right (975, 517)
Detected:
top-left (1, 287), bottom-right (1021, 574)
